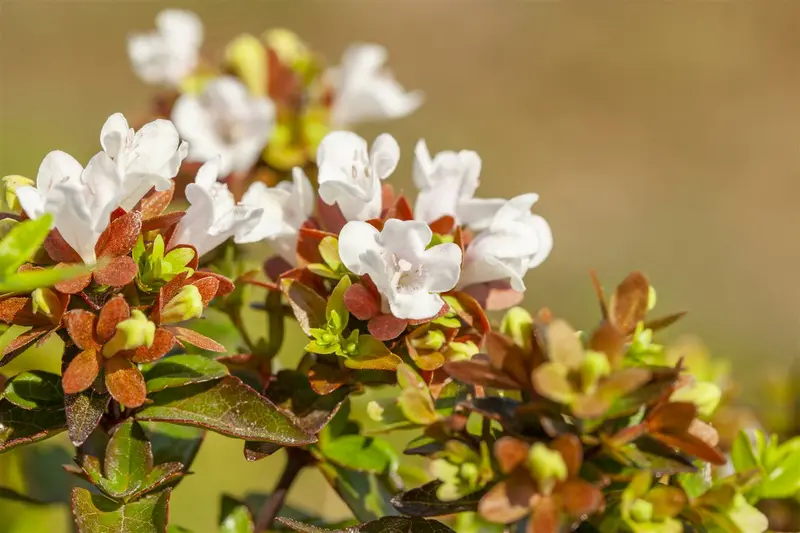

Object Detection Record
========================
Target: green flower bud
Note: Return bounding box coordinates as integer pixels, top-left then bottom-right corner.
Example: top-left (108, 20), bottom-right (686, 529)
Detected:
top-left (630, 498), bottom-right (654, 523)
top-left (527, 443), bottom-right (567, 493)
top-left (580, 350), bottom-right (611, 394)
top-left (670, 382), bottom-right (722, 418)
top-left (367, 401), bottom-right (384, 422)
top-left (102, 310), bottom-right (156, 357)
top-left (160, 285), bottom-right (204, 324)
top-left (31, 288), bottom-right (59, 319)
top-left (411, 329), bottom-right (446, 351)
top-left (447, 341), bottom-right (479, 362)
top-left (501, 307), bottom-right (534, 351)
top-left (647, 286), bottom-right (657, 311)
top-left (1, 175), bottom-right (34, 213)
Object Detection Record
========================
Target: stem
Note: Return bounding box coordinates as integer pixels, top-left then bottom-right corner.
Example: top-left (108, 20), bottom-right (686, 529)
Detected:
top-left (227, 304), bottom-right (257, 354)
top-left (254, 448), bottom-right (312, 532)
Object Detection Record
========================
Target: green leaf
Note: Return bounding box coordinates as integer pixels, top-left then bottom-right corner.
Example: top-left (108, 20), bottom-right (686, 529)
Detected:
top-left (1, 370), bottom-right (62, 409)
top-left (143, 422), bottom-right (204, 472)
top-left (101, 420), bottom-right (152, 499)
top-left (0, 400), bottom-right (66, 453)
top-left (390, 481), bottom-right (488, 517)
top-left (320, 435), bottom-right (397, 474)
top-left (0, 265), bottom-right (89, 293)
top-left (65, 388), bottom-right (111, 447)
top-left (677, 470), bottom-right (711, 499)
top-left (760, 448), bottom-right (800, 499)
top-left (142, 354), bottom-right (229, 393)
top-left (398, 388), bottom-right (438, 425)
top-left (219, 494), bottom-right (255, 533)
top-left (317, 462), bottom-right (398, 523)
top-left (276, 516), bottom-right (456, 532)
top-left (167, 527), bottom-right (194, 533)
top-left (282, 279), bottom-right (327, 335)
top-left (319, 236), bottom-right (342, 271)
top-left (0, 214), bottom-right (51, 274)
top-left (71, 487), bottom-right (170, 533)
top-left (136, 376), bottom-right (315, 445)
top-left (327, 276), bottom-right (351, 334)
top-left (731, 431), bottom-right (760, 474)
top-left (0, 487), bottom-right (55, 505)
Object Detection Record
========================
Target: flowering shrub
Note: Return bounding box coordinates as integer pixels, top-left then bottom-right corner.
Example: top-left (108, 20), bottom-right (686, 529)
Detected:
top-left (1, 8), bottom-right (799, 533)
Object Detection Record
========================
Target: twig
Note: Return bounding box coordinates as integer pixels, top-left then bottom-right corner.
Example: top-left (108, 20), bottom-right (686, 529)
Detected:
top-left (227, 304), bottom-right (257, 354)
top-left (254, 448), bottom-right (313, 532)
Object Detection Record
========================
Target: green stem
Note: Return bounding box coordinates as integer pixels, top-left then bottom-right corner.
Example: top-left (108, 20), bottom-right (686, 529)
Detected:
top-left (254, 448), bottom-right (313, 531)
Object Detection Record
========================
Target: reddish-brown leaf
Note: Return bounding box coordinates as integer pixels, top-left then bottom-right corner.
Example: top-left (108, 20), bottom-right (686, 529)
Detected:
top-left (588, 269), bottom-right (609, 320)
top-left (296, 227), bottom-right (335, 265)
top-left (550, 434), bottom-right (583, 477)
top-left (104, 357), bottom-right (147, 408)
top-left (192, 271), bottom-right (233, 297)
top-left (589, 321), bottom-right (625, 367)
top-left (44, 229), bottom-right (81, 263)
top-left (62, 348), bottom-right (102, 394)
top-left (428, 215), bottom-right (455, 235)
top-left (647, 402), bottom-right (696, 435)
top-left (344, 283), bottom-right (380, 321)
top-left (131, 327), bottom-right (176, 363)
top-left (444, 358), bottom-right (522, 390)
top-left (485, 332), bottom-right (531, 388)
top-left (609, 272), bottom-right (650, 334)
top-left (385, 195), bottom-right (414, 221)
top-left (63, 310), bottom-right (99, 350)
top-left (53, 264), bottom-right (92, 294)
top-left (95, 211), bottom-right (142, 258)
top-left (643, 311), bottom-right (688, 333)
top-left (560, 480), bottom-right (604, 517)
top-left (153, 271), bottom-right (190, 323)
top-left (464, 281), bottom-right (525, 311)
top-left (529, 495), bottom-right (559, 533)
top-left (167, 326), bottom-right (226, 352)
top-left (0, 326), bottom-right (50, 366)
top-left (93, 256), bottom-right (138, 287)
top-left (95, 296), bottom-right (131, 344)
top-left (652, 432), bottom-right (726, 466)
top-left (495, 437), bottom-right (530, 474)
top-left (453, 227), bottom-right (467, 267)
top-left (316, 197), bottom-right (347, 234)
top-left (191, 276), bottom-right (220, 306)
top-left (367, 314), bottom-right (408, 341)
top-left (688, 419), bottom-right (720, 448)
top-left (479, 474), bottom-right (536, 524)
top-left (0, 297), bottom-right (41, 326)
top-left (449, 291), bottom-right (491, 335)
top-left (137, 182), bottom-right (175, 219)
top-left (308, 364), bottom-right (349, 395)
top-left (264, 256), bottom-right (293, 281)
top-left (380, 183), bottom-right (395, 212)
top-left (142, 211), bottom-right (185, 233)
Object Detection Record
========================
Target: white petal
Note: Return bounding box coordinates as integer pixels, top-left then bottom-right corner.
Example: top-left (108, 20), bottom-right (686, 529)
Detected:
top-left (414, 184), bottom-right (460, 223)
top-left (156, 9), bottom-right (203, 46)
top-left (412, 139), bottom-right (435, 189)
top-left (47, 183), bottom-right (97, 265)
top-left (491, 193), bottom-right (540, 230)
top-left (422, 243), bottom-right (462, 292)
top-left (36, 150), bottom-right (83, 192)
top-left (524, 214), bottom-right (553, 268)
top-left (194, 157), bottom-right (221, 189)
top-left (369, 133), bottom-right (399, 180)
top-left (317, 130), bottom-right (368, 171)
top-left (457, 197), bottom-right (506, 231)
top-left (459, 253), bottom-right (525, 292)
top-left (456, 150), bottom-right (482, 200)
top-left (236, 182), bottom-right (291, 243)
top-left (378, 219), bottom-right (431, 260)
top-left (15, 187), bottom-right (46, 220)
top-left (291, 167), bottom-right (315, 219)
top-left (129, 118), bottom-right (182, 174)
top-left (338, 221), bottom-right (381, 275)
top-left (172, 94), bottom-right (228, 170)
top-left (81, 152), bottom-right (122, 231)
top-left (388, 291), bottom-right (443, 321)
top-left (100, 113), bottom-right (130, 159)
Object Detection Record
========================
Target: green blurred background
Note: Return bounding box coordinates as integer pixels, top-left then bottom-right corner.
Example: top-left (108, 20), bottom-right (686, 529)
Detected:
top-left (2, 1), bottom-right (800, 530)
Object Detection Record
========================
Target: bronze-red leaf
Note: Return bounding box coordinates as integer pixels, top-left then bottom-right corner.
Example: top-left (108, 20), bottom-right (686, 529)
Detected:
top-left (53, 264), bottom-right (92, 295)
top-left (95, 296), bottom-right (131, 344)
top-left (428, 215), bottom-right (455, 235)
top-left (0, 326), bottom-right (50, 366)
top-left (444, 358), bottom-right (522, 390)
top-left (95, 210), bottom-right (142, 258)
top-left (609, 271), bottom-right (650, 334)
top-left (104, 357), bottom-right (147, 408)
top-left (167, 326), bottom-right (226, 353)
top-left (137, 182), bottom-right (175, 219)
top-left (62, 348), bottom-right (102, 394)
top-left (0, 297), bottom-right (41, 326)
top-left (63, 310), bottom-right (99, 350)
top-left (344, 283), bottom-right (380, 321)
top-left (367, 314), bottom-right (408, 341)
top-left (142, 211), bottom-right (185, 233)
top-left (93, 256), bottom-right (138, 287)
top-left (44, 229), bottom-right (81, 263)
top-left (190, 275), bottom-right (220, 305)
top-left (495, 437), bottom-right (530, 475)
top-left (131, 327), bottom-right (176, 363)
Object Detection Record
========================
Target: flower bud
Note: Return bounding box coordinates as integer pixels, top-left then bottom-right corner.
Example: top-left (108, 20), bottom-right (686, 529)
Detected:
top-left (647, 286), bottom-right (657, 311)
top-left (581, 350), bottom-right (611, 394)
top-left (411, 329), bottom-right (446, 351)
top-left (367, 401), bottom-right (384, 422)
top-left (527, 443), bottom-right (567, 493)
top-left (501, 307), bottom-right (533, 351)
top-left (160, 285), bottom-right (204, 324)
top-left (1, 175), bottom-right (34, 213)
top-left (447, 341), bottom-right (479, 362)
top-left (31, 288), bottom-right (60, 320)
top-left (630, 498), bottom-right (654, 523)
top-left (670, 381), bottom-right (722, 418)
top-left (102, 310), bottom-right (156, 357)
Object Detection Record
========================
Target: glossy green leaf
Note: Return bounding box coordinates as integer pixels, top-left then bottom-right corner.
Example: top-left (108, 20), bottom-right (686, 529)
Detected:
top-left (1, 370), bottom-right (62, 409)
top-left (219, 494), bottom-right (255, 533)
top-left (0, 265), bottom-right (89, 293)
top-left (326, 276), bottom-right (351, 334)
top-left (136, 376), bottom-right (315, 445)
top-left (143, 422), bottom-right (204, 472)
top-left (320, 435), bottom-right (397, 474)
top-left (390, 481), bottom-right (488, 517)
top-left (101, 420), bottom-right (152, 498)
top-left (0, 214), bottom-right (51, 274)
top-left (731, 431), bottom-right (760, 474)
top-left (398, 388), bottom-right (438, 426)
top-left (282, 279), bottom-right (327, 335)
top-left (276, 516), bottom-right (456, 532)
top-left (760, 448), bottom-right (800, 499)
top-left (71, 487), bottom-right (170, 533)
top-left (319, 236), bottom-right (342, 271)
top-left (0, 400), bottom-right (66, 453)
top-left (142, 354), bottom-right (229, 393)
top-left (317, 462), bottom-right (398, 523)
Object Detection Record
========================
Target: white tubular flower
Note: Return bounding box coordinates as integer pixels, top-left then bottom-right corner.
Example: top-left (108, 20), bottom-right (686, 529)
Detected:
top-left (100, 113), bottom-right (188, 211)
top-left (237, 167), bottom-right (314, 264)
top-left (458, 193), bottom-right (552, 292)
top-left (339, 219), bottom-right (462, 320)
top-left (170, 157), bottom-right (263, 257)
top-left (413, 139), bottom-right (482, 223)
top-left (127, 9), bottom-right (203, 87)
top-left (328, 43), bottom-right (423, 127)
top-left (317, 131), bottom-right (399, 221)
top-left (172, 76), bottom-right (276, 178)
top-left (16, 151), bottom-right (122, 265)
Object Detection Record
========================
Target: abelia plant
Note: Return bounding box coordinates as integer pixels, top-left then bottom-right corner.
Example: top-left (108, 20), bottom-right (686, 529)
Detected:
top-left (1, 8), bottom-right (798, 533)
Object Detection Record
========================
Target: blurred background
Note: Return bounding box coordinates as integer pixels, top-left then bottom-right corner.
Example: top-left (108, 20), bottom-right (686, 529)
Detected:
top-left (2, 1), bottom-right (800, 530)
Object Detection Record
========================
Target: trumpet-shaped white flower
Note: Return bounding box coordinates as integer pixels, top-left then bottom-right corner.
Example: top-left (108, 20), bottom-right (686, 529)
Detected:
top-left (328, 43), bottom-right (423, 127)
top-left (170, 157), bottom-right (263, 257)
top-left (317, 131), bottom-right (399, 221)
top-left (100, 113), bottom-right (188, 211)
top-left (16, 151), bottom-right (122, 265)
top-left (339, 219), bottom-right (462, 320)
top-left (127, 9), bottom-right (203, 87)
top-left (237, 167), bottom-right (314, 264)
top-left (172, 76), bottom-right (276, 178)
top-left (413, 139), bottom-right (482, 223)
top-left (458, 194), bottom-right (552, 292)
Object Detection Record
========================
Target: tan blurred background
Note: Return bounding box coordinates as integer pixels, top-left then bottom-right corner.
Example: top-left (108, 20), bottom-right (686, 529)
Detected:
top-left (2, 1), bottom-right (800, 530)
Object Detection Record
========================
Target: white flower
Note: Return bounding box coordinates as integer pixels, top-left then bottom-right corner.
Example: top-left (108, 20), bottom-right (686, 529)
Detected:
top-left (170, 157), bottom-right (263, 257)
top-left (127, 9), bottom-right (203, 87)
top-left (237, 167), bottom-right (314, 264)
top-left (317, 131), bottom-right (399, 221)
top-left (458, 193), bottom-right (552, 292)
top-left (413, 139), bottom-right (482, 223)
top-left (327, 43), bottom-right (423, 127)
top-left (100, 113), bottom-right (188, 211)
top-left (338, 219), bottom-right (462, 320)
top-left (16, 151), bottom-right (122, 265)
top-left (172, 76), bottom-right (276, 178)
